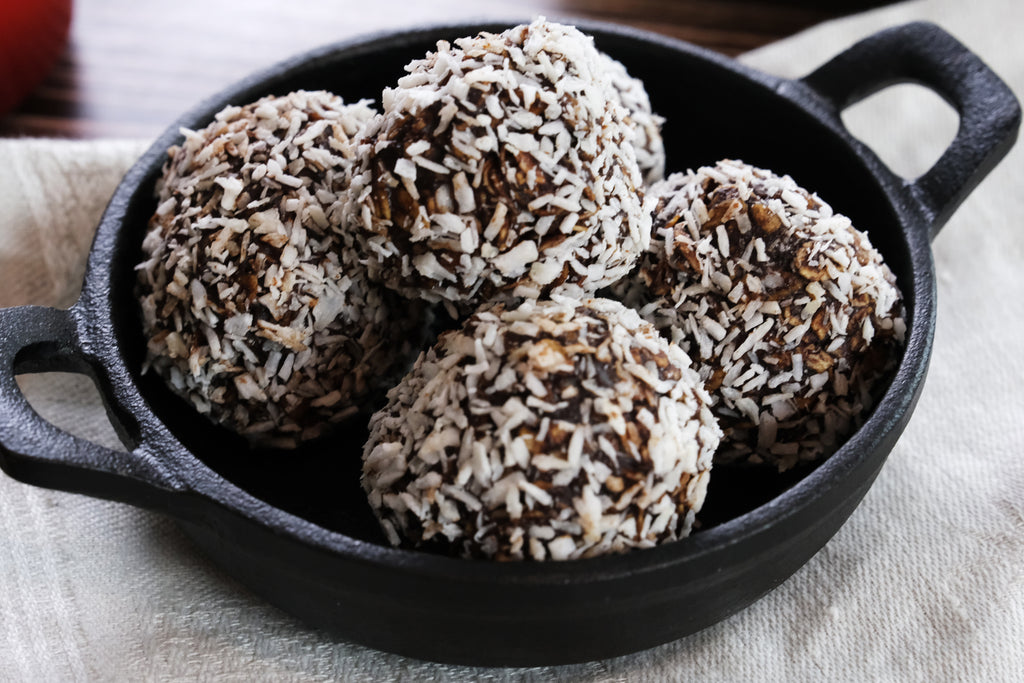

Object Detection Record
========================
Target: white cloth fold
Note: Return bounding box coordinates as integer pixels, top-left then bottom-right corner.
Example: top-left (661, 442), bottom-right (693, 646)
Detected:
top-left (1, 0), bottom-right (1022, 679)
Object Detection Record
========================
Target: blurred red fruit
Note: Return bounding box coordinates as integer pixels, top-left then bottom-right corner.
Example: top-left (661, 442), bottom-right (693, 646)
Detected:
top-left (0, 0), bottom-right (72, 116)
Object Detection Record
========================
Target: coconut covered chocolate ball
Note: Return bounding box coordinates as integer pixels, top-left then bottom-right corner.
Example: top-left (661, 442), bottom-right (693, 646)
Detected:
top-left (623, 160), bottom-right (906, 470)
top-left (362, 296), bottom-right (720, 561)
top-left (345, 18), bottom-right (651, 312)
top-left (137, 90), bottom-right (424, 447)
top-left (600, 52), bottom-right (665, 184)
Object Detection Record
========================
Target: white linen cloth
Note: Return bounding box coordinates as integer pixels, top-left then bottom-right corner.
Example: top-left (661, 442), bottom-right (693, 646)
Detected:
top-left (1, 0), bottom-right (1022, 679)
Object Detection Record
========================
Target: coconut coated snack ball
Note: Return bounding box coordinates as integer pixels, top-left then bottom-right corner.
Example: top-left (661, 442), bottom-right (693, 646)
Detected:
top-left (138, 90), bottom-right (424, 447)
top-left (600, 51), bottom-right (666, 184)
top-left (362, 296), bottom-right (721, 561)
top-left (624, 159), bottom-right (906, 470)
top-left (345, 18), bottom-right (651, 312)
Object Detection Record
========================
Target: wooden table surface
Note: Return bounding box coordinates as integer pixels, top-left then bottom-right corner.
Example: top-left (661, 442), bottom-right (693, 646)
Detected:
top-left (0, 0), bottom-right (890, 140)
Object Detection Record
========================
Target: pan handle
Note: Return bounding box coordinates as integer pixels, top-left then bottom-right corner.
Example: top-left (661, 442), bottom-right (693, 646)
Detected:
top-left (800, 21), bottom-right (1021, 240)
top-left (0, 304), bottom-right (184, 508)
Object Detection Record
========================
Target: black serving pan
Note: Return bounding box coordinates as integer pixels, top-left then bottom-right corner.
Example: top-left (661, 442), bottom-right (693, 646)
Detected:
top-left (0, 20), bottom-right (1018, 666)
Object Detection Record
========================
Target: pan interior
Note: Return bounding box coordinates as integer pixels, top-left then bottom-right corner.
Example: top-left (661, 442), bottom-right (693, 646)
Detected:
top-left (104, 26), bottom-right (915, 546)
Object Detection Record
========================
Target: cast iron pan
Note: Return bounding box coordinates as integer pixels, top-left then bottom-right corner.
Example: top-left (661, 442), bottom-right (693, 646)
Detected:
top-left (0, 20), bottom-right (1019, 666)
